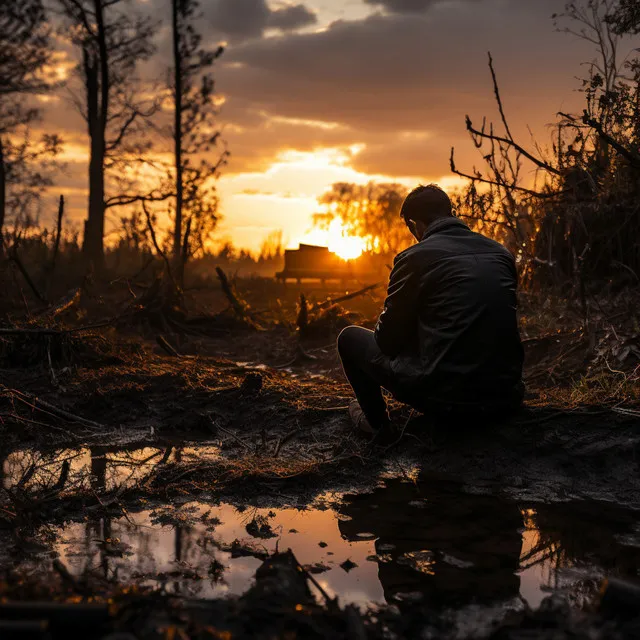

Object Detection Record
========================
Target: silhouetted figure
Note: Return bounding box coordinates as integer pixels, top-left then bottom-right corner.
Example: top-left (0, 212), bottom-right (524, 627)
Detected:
top-left (338, 184), bottom-right (524, 434)
top-left (338, 478), bottom-right (523, 608)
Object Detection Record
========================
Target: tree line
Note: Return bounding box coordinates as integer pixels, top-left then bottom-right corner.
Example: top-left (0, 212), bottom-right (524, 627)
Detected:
top-left (0, 0), bottom-right (226, 287)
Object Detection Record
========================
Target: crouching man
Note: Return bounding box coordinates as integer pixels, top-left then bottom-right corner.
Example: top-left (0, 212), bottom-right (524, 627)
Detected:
top-left (338, 184), bottom-right (524, 436)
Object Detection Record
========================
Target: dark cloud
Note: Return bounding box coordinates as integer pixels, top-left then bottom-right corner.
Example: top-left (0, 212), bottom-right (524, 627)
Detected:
top-left (219, 4), bottom-right (588, 132)
top-left (207, 0), bottom-right (316, 41)
top-left (209, 0), bottom-right (271, 39)
top-left (364, 0), bottom-right (439, 13)
top-left (268, 4), bottom-right (317, 31)
top-left (212, 0), bottom-right (594, 177)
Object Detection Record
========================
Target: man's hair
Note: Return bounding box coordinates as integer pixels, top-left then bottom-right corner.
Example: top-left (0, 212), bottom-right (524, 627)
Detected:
top-left (400, 184), bottom-right (452, 224)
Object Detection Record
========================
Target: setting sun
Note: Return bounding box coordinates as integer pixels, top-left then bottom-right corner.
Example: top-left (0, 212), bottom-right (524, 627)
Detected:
top-left (296, 218), bottom-right (366, 261)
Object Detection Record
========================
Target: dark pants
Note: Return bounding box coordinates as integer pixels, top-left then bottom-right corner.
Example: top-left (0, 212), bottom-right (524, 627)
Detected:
top-left (337, 326), bottom-right (523, 431)
top-left (337, 326), bottom-right (398, 430)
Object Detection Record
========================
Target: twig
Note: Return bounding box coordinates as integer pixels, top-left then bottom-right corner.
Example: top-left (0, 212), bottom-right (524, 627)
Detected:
top-left (294, 557), bottom-right (337, 607)
top-left (0, 319), bottom-right (115, 336)
top-left (212, 418), bottom-right (251, 451)
top-left (311, 283), bottom-right (381, 312)
top-left (6, 387), bottom-right (106, 431)
top-left (216, 266), bottom-right (247, 318)
top-left (274, 429), bottom-right (299, 457)
top-left (156, 334), bottom-right (180, 357)
top-left (8, 244), bottom-right (47, 303)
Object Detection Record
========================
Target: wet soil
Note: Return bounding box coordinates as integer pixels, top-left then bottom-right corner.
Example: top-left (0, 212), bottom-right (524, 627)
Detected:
top-left (0, 282), bottom-right (639, 638)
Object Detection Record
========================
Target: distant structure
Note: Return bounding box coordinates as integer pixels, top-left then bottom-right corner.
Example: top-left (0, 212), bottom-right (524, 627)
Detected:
top-left (276, 244), bottom-right (355, 283)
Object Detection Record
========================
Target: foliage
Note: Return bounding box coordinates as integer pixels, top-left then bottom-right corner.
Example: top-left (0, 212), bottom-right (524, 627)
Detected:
top-left (313, 182), bottom-right (410, 257)
top-left (0, 0), bottom-right (52, 97)
top-left (451, 0), bottom-right (640, 289)
top-left (0, 0), bottom-right (60, 253)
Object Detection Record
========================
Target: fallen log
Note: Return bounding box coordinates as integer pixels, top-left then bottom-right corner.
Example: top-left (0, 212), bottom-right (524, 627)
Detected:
top-left (37, 287), bottom-right (81, 319)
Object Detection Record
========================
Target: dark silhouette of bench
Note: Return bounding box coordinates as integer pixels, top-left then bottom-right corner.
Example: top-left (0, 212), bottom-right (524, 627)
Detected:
top-left (276, 244), bottom-right (354, 283)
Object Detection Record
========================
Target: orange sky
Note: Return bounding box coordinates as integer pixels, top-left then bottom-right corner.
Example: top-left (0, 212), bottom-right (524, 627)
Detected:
top-left (29, 0), bottom-right (631, 255)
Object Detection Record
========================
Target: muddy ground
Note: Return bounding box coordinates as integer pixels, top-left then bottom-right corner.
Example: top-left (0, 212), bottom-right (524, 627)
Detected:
top-left (0, 277), bottom-right (639, 638)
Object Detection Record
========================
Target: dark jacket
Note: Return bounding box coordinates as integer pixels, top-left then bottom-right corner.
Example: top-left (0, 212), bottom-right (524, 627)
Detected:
top-left (374, 217), bottom-right (524, 410)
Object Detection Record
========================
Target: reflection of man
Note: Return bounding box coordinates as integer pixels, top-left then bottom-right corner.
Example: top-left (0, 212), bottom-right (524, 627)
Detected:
top-left (337, 184), bottom-right (524, 436)
top-left (338, 478), bottom-right (523, 608)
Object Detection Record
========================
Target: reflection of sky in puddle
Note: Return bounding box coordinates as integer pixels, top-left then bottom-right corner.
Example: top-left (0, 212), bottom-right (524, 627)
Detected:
top-left (56, 503), bottom-right (384, 605)
top-left (51, 491), bottom-right (640, 611)
top-left (4, 449), bottom-right (640, 612)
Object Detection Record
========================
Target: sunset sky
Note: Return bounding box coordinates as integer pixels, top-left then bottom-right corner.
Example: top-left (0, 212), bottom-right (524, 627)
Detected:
top-left (37, 0), bottom-right (607, 254)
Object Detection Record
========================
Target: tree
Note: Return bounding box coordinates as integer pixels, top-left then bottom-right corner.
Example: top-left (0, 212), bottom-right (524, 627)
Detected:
top-left (314, 182), bottom-right (409, 257)
top-left (0, 0), bottom-right (51, 98)
top-left (451, 1), bottom-right (640, 285)
top-left (0, 0), bottom-right (57, 256)
top-left (607, 0), bottom-right (640, 34)
top-left (170, 0), bottom-right (228, 286)
top-left (57, 0), bottom-right (157, 271)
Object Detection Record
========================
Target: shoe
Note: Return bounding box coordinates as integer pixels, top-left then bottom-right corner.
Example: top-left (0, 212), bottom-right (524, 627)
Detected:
top-left (348, 400), bottom-right (375, 435)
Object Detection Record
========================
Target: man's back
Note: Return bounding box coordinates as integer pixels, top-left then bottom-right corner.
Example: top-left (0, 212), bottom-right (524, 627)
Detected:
top-left (375, 217), bottom-right (524, 411)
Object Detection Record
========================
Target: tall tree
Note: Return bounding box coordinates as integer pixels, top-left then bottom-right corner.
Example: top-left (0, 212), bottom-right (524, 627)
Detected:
top-left (170, 0), bottom-right (227, 286)
top-left (57, 0), bottom-right (157, 271)
top-left (0, 0), bottom-right (54, 256)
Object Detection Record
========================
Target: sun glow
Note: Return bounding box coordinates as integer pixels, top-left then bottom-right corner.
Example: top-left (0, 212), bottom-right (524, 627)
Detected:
top-left (297, 218), bottom-right (366, 261)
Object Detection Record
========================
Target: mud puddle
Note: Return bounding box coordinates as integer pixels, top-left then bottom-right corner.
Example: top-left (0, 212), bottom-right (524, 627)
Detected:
top-left (3, 446), bottom-right (640, 613)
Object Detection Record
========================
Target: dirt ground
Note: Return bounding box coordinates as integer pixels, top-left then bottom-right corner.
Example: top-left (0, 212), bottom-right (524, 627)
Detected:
top-left (0, 276), bottom-right (639, 638)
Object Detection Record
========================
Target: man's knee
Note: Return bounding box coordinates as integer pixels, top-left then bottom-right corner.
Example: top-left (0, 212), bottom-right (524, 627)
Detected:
top-left (337, 325), bottom-right (365, 356)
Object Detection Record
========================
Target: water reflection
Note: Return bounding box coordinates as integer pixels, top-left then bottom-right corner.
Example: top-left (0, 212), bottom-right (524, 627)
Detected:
top-left (2, 448), bottom-right (639, 611)
top-left (56, 503), bottom-right (384, 604)
top-left (2, 444), bottom-right (221, 493)
top-left (338, 477), bottom-right (640, 609)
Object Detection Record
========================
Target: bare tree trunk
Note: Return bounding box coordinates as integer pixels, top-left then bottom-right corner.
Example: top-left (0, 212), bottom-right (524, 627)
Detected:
top-left (81, 0), bottom-right (109, 273)
top-left (0, 137), bottom-right (5, 259)
top-left (171, 0), bottom-right (184, 285)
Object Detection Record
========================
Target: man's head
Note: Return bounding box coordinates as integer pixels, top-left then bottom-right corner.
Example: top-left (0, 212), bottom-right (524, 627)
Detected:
top-left (400, 184), bottom-right (452, 241)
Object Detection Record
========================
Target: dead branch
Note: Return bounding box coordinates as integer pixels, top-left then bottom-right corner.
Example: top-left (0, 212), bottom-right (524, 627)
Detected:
top-left (0, 319), bottom-right (114, 336)
top-left (465, 115), bottom-right (562, 176)
top-left (449, 148), bottom-right (560, 198)
top-left (37, 287), bottom-right (81, 319)
top-left (156, 334), bottom-right (180, 357)
top-left (7, 244), bottom-right (47, 303)
top-left (312, 283), bottom-right (381, 312)
top-left (50, 194), bottom-right (64, 274)
top-left (141, 201), bottom-right (175, 285)
top-left (5, 387), bottom-right (106, 431)
top-left (581, 111), bottom-right (640, 168)
top-left (274, 429), bottom-right (299, 458)
top-left (216, 266), bottom-right (248, 318)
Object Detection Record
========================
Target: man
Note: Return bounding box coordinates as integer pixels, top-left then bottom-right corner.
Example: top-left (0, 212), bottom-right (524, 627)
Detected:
top-left (337, 184), bottom-right (524, 436)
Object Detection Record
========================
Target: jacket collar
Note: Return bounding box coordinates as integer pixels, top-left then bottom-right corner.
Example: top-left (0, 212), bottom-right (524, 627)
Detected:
top-left (421, 217), bottom-right (469, 242)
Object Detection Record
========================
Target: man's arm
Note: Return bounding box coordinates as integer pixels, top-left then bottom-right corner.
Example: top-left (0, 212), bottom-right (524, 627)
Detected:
top-left (374, 251), bottom-right (419, 357)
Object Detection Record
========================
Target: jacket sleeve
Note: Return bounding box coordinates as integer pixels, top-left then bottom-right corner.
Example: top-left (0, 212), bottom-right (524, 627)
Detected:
top-left (374, 251), bottom-right (419, 357)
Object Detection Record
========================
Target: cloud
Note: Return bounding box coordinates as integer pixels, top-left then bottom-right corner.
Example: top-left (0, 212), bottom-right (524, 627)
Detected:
top-left (206, 0), bottom-right (316, 41)
top-left (268, 4), bottom-right (317, 30)
top-left (364, 0), bottom-right (440, 13)
top-left (212, 0), bottom-right (593, 178)
top-left (219, 3), bottom-right (587, 132)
